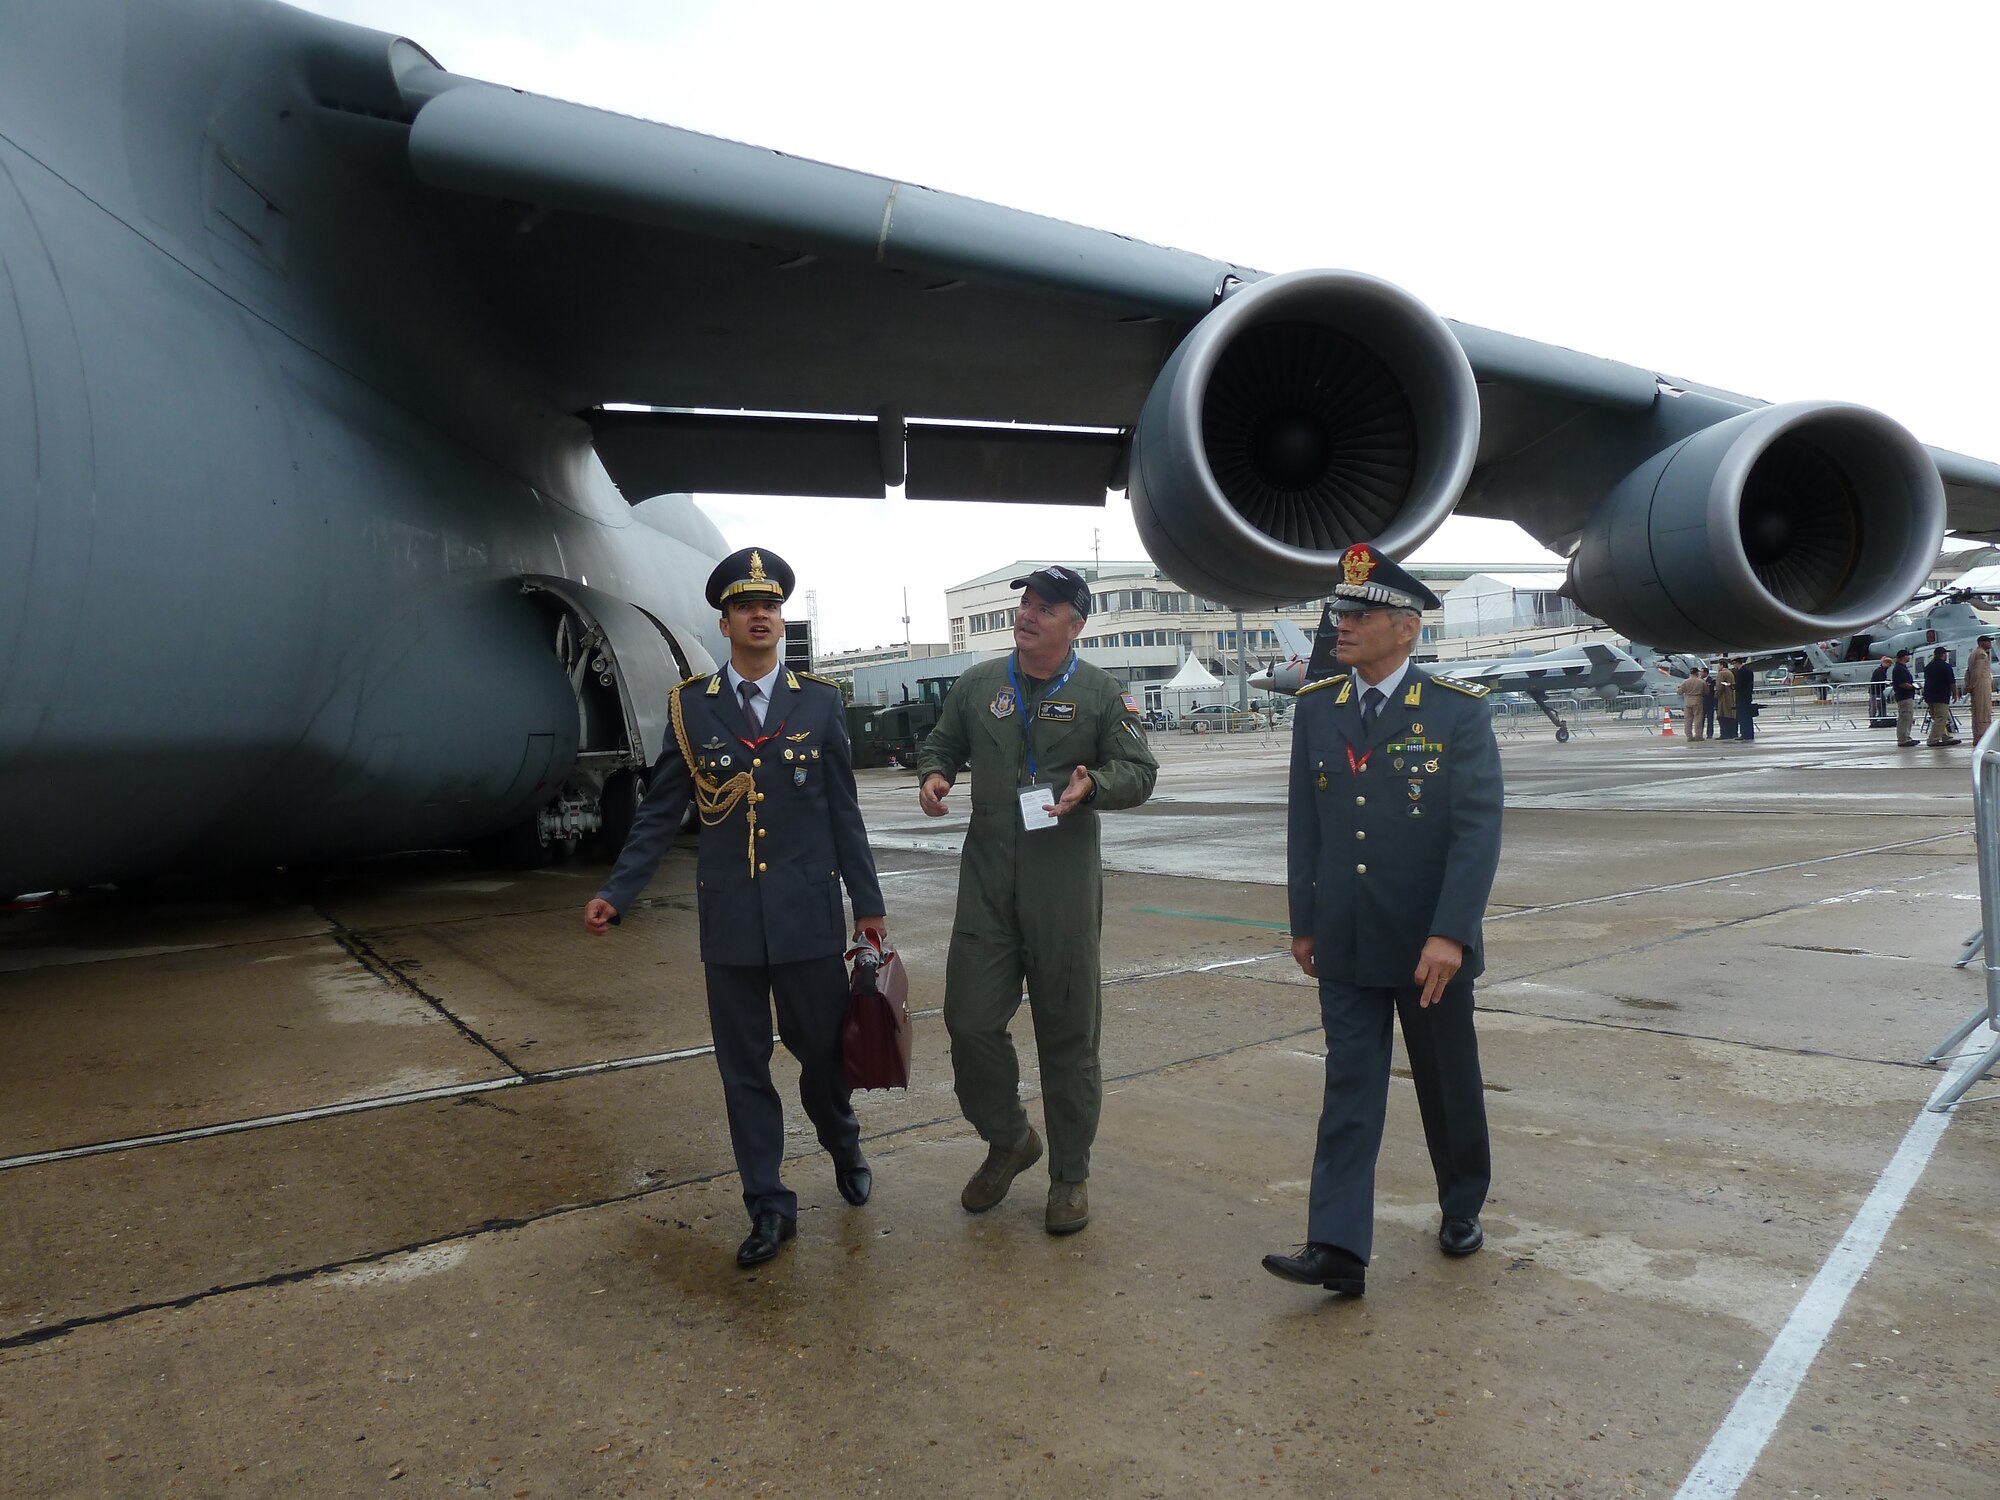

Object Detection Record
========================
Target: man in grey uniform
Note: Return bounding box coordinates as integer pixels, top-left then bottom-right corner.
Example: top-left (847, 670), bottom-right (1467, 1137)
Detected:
top-left (1264, 544), bottom-right (1504, 1297)
top-left (585, 547), bottom-right (885, 1269)
top-left (916, 565), bottom-right (1157, 1235)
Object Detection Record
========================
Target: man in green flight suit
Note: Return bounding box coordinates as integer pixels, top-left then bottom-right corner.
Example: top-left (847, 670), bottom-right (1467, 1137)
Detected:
top-left (917, 565), bottom-right (1158, 1235)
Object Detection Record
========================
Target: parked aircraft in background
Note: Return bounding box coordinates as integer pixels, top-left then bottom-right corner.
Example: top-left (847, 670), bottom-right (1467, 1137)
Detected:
top-left (9, 0), bottom-right (2000, 894)
top-left (1251, 616), bottom-right (1685, 741)
top-left (1762, 598), bottom-right (1998, 686)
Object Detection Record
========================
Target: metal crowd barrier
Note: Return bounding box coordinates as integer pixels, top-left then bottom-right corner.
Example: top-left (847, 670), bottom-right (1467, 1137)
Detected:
top-left (1921, 713), bottom-right (2000, 1111)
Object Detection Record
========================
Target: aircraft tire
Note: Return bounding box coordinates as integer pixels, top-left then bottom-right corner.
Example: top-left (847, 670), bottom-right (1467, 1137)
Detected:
top-left (471, 811), bottom-right (554, 871)
top-left (585, 771), bottom-right (643, 862)
top-left (1555, 726), bottom-right (1571, 743)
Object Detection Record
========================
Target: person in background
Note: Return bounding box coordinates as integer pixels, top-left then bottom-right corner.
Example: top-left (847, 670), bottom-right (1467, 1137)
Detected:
top-left (1923, 645), bottom-right (1962, 747)
top-left (1868, 656), bottom-right (1892, 724)
top-left (1733, 657), bottom-right (1756, 742)
top-left (1715, 660), bottom-right (1738, 739)
top-left (1891, 649), bottom-right (1919, 747)
top-left (1700, 667), bottom-right (1718, 739)
top-left (1965, 636), bottom-right (1993, 745)
top-left (1676, 669), bottom-right (1707, 741)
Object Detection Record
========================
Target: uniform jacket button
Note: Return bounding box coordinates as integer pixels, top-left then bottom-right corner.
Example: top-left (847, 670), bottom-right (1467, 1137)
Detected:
top-left (1355, 830), bottom-right (1366, 840)
top-left (757, 827), bottom-right (767, 838)
top-left (1356, 863), bottom-right (1368, 874)
top-left (1355, 795), bottom-right (1366, 806)
top-left (758, 862), bottom-right (768, 873)
top-left (752, 757), bottom-right (762, 768)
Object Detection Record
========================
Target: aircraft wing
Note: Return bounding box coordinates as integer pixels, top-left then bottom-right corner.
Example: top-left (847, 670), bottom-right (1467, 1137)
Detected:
top-left (355, 43), bottom-right (1999, 646)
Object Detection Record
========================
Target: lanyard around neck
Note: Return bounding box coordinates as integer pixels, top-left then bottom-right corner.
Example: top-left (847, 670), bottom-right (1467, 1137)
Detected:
top-left (1008, 650), bottom-right (1079, 782)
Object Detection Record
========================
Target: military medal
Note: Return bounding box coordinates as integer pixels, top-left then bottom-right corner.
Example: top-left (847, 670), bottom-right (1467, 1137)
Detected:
top-left (1346, 745), bottom-right (1371, 776)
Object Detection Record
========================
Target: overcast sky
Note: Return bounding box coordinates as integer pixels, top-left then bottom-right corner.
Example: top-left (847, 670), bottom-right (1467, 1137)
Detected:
top-left (293, 1), bottom-right (1999, 650)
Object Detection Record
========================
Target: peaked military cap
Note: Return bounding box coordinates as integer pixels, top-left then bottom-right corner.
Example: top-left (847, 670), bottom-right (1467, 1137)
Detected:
top-left (1328, 543), bottom-right (1442, 613)
top-left (706, 547), bottom-right (794, 611)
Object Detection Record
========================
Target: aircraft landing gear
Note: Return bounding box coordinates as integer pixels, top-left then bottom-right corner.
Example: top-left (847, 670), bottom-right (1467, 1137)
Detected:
top-left (1529, 694), bottom-right (1571, 743)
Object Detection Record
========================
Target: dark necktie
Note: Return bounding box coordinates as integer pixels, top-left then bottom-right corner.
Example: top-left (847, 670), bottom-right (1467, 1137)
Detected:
top-left (1361, 686), bottom-right (1384, 731)
top-left (738, 679), bottom-right (763, 737)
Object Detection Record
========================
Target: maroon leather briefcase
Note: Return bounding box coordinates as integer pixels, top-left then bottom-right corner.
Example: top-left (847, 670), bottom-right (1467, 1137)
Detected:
top-left (842, 931), bottom-right (912, 1090)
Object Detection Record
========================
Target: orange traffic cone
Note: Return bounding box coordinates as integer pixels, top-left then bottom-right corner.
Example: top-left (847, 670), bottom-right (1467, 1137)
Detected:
top-left (1661, 706), bottom-right (1676, 736)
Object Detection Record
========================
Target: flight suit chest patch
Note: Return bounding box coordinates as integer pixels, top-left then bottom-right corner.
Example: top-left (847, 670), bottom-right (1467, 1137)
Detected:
top-left (1038, 701), bottom-right (1077, 720)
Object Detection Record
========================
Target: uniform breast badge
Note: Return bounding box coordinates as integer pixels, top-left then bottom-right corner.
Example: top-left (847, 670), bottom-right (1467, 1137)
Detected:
top-left (1424, 758), bottom-right (1440, 773)
top-left (991, 688), bottom-right (1016, 718)
top-left (794, 767), bottom-right (806, 786)
top-left (1408, 780), bottom-right (1423, 801)
top-left (1317, 770), bottom-right (1329, 791)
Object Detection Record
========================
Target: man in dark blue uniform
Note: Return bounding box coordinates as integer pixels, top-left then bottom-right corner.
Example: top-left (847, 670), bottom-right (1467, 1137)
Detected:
top-left (585, 548), bottom-right (886, 1268)
top-left (1264, 544), bottom-right (1504, 1298)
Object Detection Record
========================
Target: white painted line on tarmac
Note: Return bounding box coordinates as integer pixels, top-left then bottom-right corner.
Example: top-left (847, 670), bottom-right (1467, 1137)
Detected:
top-left (1672, 1029), bottom-right (1994, 1499)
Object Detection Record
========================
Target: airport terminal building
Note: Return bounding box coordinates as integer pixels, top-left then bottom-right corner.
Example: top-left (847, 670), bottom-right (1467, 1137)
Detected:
top-left (849, 559), bottom-right (1580, 710)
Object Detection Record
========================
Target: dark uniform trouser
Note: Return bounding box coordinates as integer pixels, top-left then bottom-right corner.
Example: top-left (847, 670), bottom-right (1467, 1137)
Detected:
top-left (1737, 702), bottom-right (1754, 740)
top-left (1307, 974), bottom-right (1490, 1261)
top-left (944, 915), bottom-right (1103, 1184)
top-left (704, 956), bottom-right (860, 1221)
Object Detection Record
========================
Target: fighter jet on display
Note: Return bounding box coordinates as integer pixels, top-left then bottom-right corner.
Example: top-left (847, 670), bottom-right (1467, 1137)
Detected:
top-left (1252, 619), bottom-right (1666, 742)
top-left (8, 0), bottom-right (2000, 894)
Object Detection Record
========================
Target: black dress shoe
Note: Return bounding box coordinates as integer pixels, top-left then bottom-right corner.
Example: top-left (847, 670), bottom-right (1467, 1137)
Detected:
top-left (1439, 1215), bottom-right (1484, 1256)
top-left (735, 1211), bottom-right (797, 1267)
top-left (836, 1160), bottom-right (872, 1207)
top-left (1261, 1243), bottom-right (1366, 1295)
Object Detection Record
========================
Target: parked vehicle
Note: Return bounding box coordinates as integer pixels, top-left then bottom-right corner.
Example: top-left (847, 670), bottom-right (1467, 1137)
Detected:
top-left (1184, 704), bottom-right (1265, 733)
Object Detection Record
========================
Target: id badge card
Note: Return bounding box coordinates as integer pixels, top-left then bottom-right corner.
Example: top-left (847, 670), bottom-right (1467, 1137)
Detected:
top-left (1018, 784), bottom-right (1057, 831)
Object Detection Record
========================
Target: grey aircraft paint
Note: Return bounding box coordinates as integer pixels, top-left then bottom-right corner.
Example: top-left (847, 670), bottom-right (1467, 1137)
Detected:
top-left (5, 0), bottom-right (2000, 894)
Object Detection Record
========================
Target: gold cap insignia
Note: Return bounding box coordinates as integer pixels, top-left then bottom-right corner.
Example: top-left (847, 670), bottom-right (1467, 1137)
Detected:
top-left (1342, 544), bottom-right (1376, 586)
top-left (748, 551), bottom-right (767, 583)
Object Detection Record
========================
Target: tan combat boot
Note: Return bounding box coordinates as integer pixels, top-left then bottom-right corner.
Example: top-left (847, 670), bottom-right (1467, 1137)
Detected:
top-left (1045, 1180), bottom-right (1089, 1235)
top-left (960, 1127), bottom-right (1043, 1213)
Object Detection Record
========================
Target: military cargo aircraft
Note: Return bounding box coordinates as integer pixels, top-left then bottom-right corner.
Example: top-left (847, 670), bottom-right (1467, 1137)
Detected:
top-left (8, 0), bottom-right (2000, 894)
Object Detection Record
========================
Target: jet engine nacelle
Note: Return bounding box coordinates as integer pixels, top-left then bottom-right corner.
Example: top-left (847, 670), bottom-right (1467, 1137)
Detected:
top-left (1570, 401), bottom-right (1946, 651)
top-left (1129, 269), bottom-right (1481, 608)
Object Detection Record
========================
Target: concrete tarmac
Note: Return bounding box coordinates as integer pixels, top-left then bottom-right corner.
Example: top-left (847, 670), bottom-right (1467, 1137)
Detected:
top-left (3, 717), bottom-right (1997, 1498)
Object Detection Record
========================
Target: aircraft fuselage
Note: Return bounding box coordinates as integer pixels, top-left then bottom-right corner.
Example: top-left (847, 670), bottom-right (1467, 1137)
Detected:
top-left (0, 1), bottom-right (728, 891)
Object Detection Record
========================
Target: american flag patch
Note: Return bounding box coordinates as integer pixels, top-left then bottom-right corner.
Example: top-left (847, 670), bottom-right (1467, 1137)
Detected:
top-left (1121, 692), bottom-right (1140, 714)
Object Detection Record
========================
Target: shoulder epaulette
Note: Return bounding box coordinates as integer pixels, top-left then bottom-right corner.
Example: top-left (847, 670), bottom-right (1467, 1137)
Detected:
top-left (1295, 674), bottom-right (1348, 698)
top-left (1433, 676), bottom-right (1490, 698)
top-left (795, 670), bottom-right (840, 688)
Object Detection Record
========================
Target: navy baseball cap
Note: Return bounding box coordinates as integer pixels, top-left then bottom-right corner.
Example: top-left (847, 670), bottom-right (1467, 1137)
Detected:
top-left (1011, 565), bottom-right (1091, 619)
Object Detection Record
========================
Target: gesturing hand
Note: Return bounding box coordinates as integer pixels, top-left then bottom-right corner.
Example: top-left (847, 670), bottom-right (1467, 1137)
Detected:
top-left (1049, 764), bottom-right (1094, 815)
top-left (919, 773), bottom-right (952, 817)
top-left (584, 898), bottom-right (619, 936)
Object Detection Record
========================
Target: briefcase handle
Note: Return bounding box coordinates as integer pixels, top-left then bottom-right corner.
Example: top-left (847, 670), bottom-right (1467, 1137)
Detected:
top-left (845, 929), bottom-right (897, 965)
